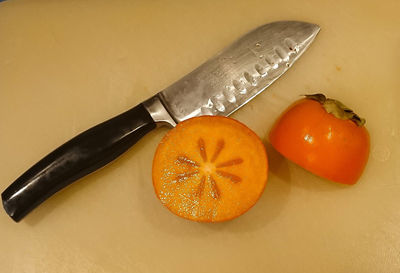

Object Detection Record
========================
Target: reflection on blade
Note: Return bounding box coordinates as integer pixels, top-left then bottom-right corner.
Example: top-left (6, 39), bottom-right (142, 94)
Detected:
top-left (159, 21), bottom-right (320, 123)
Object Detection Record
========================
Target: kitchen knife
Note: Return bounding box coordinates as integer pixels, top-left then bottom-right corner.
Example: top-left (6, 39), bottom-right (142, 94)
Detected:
top-left (2, 21), bottom-right (320, 222)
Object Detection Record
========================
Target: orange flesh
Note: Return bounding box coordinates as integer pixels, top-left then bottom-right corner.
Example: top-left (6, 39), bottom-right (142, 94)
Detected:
top-left (269, 99), bottom-right (370, 184)
top-left (152, 116), bottom-right (268, 222)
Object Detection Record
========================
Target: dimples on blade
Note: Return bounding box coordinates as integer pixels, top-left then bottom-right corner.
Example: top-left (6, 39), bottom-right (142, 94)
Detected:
top-left (159, 21), bottom-right (320, 123)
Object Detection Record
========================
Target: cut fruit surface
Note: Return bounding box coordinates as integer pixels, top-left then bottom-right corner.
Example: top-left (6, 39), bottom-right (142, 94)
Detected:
top-left (152, 116), bottom-right (268, 222)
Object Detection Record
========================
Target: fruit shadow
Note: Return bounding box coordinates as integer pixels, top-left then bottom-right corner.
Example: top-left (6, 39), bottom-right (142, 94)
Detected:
top-left (289, 167), bottom-right (351, 192)
top-left (139, 140), bottom-right (292, 237)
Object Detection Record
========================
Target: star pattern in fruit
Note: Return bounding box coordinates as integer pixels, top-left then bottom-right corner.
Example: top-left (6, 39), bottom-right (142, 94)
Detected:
top-left (174, 138), bottom-right (243, 199)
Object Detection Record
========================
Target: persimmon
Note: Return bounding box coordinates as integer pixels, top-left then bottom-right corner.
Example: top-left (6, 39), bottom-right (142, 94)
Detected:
top-left (152, 116), bottom-right (268, 222)
top-left (269, 94), bottom-right (370, 185)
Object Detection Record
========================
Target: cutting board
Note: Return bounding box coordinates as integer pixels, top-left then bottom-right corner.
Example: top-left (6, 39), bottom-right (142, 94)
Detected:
top-left (1, 0), bottom-right (399, 272)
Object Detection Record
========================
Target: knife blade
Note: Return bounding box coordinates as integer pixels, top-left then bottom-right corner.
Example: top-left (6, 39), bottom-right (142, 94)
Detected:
top-left (1, 21), bottom-right (319, 222)
top-left (159, 21), bottom-right (320, 123)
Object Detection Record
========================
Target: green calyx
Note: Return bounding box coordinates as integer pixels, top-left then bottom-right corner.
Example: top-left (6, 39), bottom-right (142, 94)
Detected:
top-left (305, 93), bottom-right (366, 126)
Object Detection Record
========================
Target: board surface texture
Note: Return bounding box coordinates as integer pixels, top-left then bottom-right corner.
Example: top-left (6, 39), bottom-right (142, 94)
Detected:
top-left (0, 1), bottom-right (399, 272)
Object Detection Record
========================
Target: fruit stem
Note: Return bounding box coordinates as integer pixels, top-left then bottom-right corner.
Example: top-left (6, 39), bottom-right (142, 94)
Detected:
top-left (305, 93), bottom-right (366, 126)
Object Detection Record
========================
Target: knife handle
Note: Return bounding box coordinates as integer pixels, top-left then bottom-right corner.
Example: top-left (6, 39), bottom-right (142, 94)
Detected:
top-left (1, 103), bottom-right (156, 222)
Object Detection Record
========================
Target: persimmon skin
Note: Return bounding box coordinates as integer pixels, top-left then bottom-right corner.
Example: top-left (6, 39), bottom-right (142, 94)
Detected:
top-left (269, 98), bottom-right (370, 185)
top-left (152, 116), bottom-right (268, 222)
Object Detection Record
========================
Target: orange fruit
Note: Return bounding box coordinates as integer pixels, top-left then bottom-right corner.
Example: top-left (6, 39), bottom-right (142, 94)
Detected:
top-left (269, 94), bottom-right (370, 184)
top-left (152, 116), bottom-right (268, 222)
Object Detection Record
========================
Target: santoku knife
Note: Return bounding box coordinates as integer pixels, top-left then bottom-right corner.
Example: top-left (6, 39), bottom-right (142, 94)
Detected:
top-left (2, 21), bottom-right (320, 221)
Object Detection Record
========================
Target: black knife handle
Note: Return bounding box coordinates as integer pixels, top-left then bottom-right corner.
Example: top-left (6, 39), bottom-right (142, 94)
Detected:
top-left (1, 103), bottom-right (156, 222)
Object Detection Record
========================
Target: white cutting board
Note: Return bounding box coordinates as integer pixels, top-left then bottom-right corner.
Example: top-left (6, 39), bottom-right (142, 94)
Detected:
top-left (0, 0), bottom-right (399, 272)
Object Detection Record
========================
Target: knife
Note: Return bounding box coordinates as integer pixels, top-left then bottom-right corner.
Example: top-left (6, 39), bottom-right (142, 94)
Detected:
top-left (1, 21), bottom-right (320, 222)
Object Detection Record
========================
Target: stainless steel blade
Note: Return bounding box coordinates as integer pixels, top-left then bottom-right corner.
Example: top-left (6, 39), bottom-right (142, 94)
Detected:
top-left (152, 21), bottom-right (319, 125)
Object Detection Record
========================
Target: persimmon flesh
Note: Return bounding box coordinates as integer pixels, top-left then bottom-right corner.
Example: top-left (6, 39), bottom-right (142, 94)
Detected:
top-left (152, 116), bottom-right (268, 222)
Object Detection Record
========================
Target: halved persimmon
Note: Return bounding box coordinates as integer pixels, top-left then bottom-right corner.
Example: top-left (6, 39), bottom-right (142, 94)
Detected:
top-left (152, 116), bottom-right (268, 222)
top-left (269, 94), bottom-right (370, 185)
